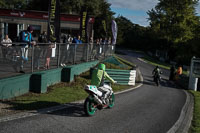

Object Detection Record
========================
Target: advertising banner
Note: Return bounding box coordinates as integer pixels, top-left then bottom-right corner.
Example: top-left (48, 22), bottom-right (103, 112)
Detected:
top-left (80, 11), bottom-right (88, 43)
top-left (47, 0), bottom-right (60, 42)
top-left (102, 20), bottom-right (107, 35)
top-left (112, 20), bottom-right (118, 45)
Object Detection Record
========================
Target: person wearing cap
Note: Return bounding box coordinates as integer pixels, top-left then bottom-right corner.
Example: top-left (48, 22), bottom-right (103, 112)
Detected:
top-left (1, 34), bottom-right (12, 60)
top-left (19, 25), bottom-right (36, 73)
top-left (91, 63), bottom-right (117, 103)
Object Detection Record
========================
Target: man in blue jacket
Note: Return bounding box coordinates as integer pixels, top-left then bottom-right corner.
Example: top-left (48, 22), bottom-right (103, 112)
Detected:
top-left (72, 35), bottom-right (82, 44)
top-left (71, 35), bottom-right (82, 62)
top-left (19, 26), bottom-right (36, 73)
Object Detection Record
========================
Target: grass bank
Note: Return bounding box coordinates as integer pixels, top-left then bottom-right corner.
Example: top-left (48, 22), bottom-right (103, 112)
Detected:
top-left (142, 55), bottom-right (171, 70)
top-left (189, 91), bottom-right (200, 133)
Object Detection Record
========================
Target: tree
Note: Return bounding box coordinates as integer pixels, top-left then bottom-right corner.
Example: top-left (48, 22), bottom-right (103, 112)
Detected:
top-left (25, 0), bottom-right (49, 11)
top-left (147, 0), bottom-right (200, 63)
top-left (93, 0), bottom-right (115, 38)
top-left (147, 0), bottom-right (200, 44)
top-left (60, 0), bottom-right (83, 14)
top-left (0, 0), bottom-right (27, 9)
top-left (115, 16), bottom-right (149, 50)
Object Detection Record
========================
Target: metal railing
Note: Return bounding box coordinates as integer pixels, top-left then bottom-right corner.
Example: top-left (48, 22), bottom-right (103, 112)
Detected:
top-left (0, 42), bottom-right (115, 78)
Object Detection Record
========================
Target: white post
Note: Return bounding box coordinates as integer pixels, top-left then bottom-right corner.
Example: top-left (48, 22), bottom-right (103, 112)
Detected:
top-left (17, 24), bottom-right (20, 36)
top-left (1, 23), bottom-right (4, 39)
top-left (188, 56), bottom-right (198, 91)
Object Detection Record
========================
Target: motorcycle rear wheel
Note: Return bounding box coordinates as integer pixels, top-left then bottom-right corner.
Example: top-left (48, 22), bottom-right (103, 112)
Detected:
top-left (84, 97), bottom-right (97, 116)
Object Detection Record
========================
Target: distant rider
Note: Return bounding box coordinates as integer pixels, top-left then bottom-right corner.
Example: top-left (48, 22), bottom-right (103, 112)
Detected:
top-left (152, 66), bottom-right (162, 81)
top-left (91, 63), bottom-right (116, 103)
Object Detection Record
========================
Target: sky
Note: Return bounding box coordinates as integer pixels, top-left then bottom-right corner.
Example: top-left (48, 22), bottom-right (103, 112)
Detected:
top-left (108, 0), bottom-right (200, 27)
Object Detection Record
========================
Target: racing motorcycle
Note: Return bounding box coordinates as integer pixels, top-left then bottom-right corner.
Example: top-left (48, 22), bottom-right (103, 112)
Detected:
top-left (153, 72), bottom-right (162, 86)
top-left (83, 84), bottom-right (115, 116)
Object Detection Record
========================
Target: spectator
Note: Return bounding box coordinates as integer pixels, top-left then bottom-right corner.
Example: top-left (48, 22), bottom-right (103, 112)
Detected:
top-left (107, 37), bottom-right (112, 56)
top-left (67, 35), bottom-right (74, 63)
top-left (14, 26), bottom-right (36, 73)
top-left (1, 34), bottom-right (12, 60)
top-left (60, 34), bottom-right (71, 66)
top-left (72, 35), bottom-right (82, 44)
top-left (99, 38), bottom-right (103, 57)
top-left (33, 43), bottom-right (41, 70)
top-left (96, 38), bottom-right (101, 59)
top-left (72, 35), bottom-right (83, 61)
top-left (38, 31), bottom-right (48, 57)
top-left (108, 37), bottom-right (112, 45)
top-left (44, 42), bottom-right (55, 69)
top-left (38, 31), bottom-right (48, 43)
top-left (169, 65), bottom-right (176, 81)
top-left (89, 36), bottom-right (94, 60)
top-left (103, 37), bottom-right (108, 56)
top-left (175, 65), bottom-right (183, 80)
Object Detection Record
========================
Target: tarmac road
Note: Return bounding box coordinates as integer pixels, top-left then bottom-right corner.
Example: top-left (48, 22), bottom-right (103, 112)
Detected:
top-left (0, 51), bottom-right (187, 133)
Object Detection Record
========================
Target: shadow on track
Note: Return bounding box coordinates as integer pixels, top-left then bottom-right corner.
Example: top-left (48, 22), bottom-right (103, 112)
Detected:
top-left (46, 103), bottom-right (86, 117)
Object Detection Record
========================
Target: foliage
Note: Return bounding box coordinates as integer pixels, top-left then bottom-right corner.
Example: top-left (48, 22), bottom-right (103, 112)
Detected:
top-left (93, 0), bottom-right (115, 39)
top-left (115, 16), bottom-right (150, 50)
top-left (189, 91), bottom-right (200, 133)
top-left (147, 0), bottom-right (200, 44)
top-left (0, 0), bottom-right (27, 9)
top-left (25, 0), bottom-right (49, 11)
top-left (146, 0), bottom-right (200, 64)
top-left (60, 0), bottom-right (83, 14)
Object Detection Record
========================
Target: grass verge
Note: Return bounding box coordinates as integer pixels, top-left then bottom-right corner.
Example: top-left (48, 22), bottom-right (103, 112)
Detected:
top-left (189, 91), bottom-right (200, 133)
top-left (3, 62), bottom-right (132, 111)
top-left (141, 55), bottom-right (188, 75)
top-left (114, 55), bottom-right (135, 68)
top-left (142, 55), bottom-right (171, 70)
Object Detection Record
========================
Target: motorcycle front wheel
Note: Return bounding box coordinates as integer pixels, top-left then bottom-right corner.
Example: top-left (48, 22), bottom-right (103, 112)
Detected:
top-left (108, 93), bottom-right (115, 108)
top-left (84, 97), bottom-right (97, 116)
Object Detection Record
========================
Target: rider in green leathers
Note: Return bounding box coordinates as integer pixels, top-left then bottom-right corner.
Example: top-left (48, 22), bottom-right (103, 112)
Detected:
top-left (91, 63), bottom-right (116, 103)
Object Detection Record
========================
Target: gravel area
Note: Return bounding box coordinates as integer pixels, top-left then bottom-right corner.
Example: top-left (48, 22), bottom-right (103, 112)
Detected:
top-left (0, 103), bottom-right (21, 117)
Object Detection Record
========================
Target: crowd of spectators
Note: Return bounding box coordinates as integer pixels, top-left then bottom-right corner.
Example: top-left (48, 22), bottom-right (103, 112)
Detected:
top-left (0, 28), bottom-right (114, 73)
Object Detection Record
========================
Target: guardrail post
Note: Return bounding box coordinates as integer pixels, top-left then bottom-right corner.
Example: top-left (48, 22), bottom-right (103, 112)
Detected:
top-left (31, 45), bottom-right (34, 73)
top-left (86, 43), bottom-right (89, 62)
top-left (57, 42), bottom-right (60, 68)
top-left (104, 45), bottom-right (106, 58)
top-left (73, 44), bottom-right (76, 64)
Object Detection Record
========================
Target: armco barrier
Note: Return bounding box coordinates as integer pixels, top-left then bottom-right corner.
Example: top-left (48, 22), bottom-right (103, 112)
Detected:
top-left (0, 74), bottom-right (31, 100)
top-left (62, 60), bottom-right (99, 82)
top-left (106, 69), bottom-right (136, 85)
top-left (30, 68), bottom-right (62, 93)
top-left (0, 61), bottom-right (99, 100)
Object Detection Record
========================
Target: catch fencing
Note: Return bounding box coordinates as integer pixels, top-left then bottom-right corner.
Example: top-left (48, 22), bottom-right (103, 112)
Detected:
top-left (0, 42), bottom-right (115, 79)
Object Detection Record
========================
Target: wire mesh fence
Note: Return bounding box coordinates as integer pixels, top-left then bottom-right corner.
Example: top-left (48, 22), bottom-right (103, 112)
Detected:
top-left (0, 42), bottom-right (115, 79)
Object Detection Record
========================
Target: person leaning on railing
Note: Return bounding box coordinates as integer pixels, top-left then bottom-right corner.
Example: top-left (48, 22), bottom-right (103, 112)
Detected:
top-left (14, 26), bottom-right (36, 73)
top-left (1, 34), bottom-right (12, 60)
top-left (44, 42), bottom-right (55, 70)
top-left (60, 34), bottom-right (71, 66)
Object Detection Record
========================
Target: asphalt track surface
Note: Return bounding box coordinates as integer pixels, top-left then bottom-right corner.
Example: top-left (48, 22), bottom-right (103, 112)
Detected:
top-left (0, 51), bottom-right (187, 133)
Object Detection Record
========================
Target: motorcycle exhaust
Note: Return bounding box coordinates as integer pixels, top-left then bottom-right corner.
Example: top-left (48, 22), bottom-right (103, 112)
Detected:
top-left (93, 95), bottom-right (103, 104)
